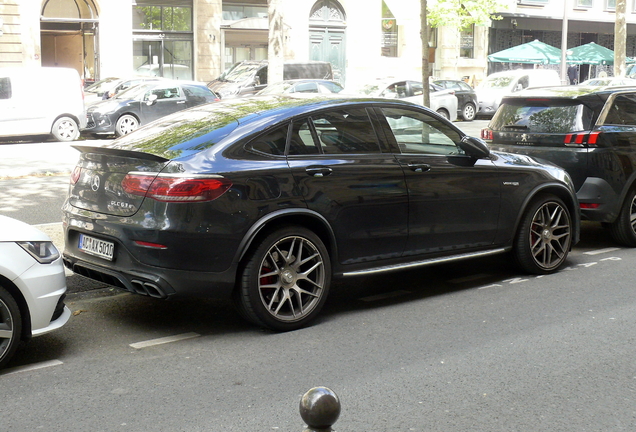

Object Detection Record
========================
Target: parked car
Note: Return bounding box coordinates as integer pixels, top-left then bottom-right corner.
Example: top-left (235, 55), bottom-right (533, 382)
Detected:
top-left (578, 77), bottom-right (636, 87)
top-left (433, 79), bottom-right (479, 121)
top-left (0, 67), bottom-right (86, 142)
top-left (135, 64), bottom-right (192, 80)
top-left (352, 79), bottom-right (458, 121)
top-left (481, 85), bottom-right (636, 246)
top-left (62, 95), bottom-right (579, 331)
top-left (208, 60), bottom-right (334, 99)
top-left (83, 80), bottom-right (219, 137)
top-left (257, 79), bottom-right (344, 95)
top-left (84, 76), bottom-right (164, 106)
top-left (476, 69), bottom-right (561, 117)
top-left (0, 216), bottom-right (71, 369)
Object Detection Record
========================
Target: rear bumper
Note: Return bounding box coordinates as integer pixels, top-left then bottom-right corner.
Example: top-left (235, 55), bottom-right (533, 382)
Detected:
top-left (577, 177), bottom-right (621, 223)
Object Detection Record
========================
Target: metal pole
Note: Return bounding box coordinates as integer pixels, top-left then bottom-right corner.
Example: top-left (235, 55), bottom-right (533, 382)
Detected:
top-left (560, 0), bottom-right (569, 84)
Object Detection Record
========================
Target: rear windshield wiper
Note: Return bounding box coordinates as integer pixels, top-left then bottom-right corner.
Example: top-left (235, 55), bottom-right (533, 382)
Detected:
top-left (503, 125), bottom-right (529, 130)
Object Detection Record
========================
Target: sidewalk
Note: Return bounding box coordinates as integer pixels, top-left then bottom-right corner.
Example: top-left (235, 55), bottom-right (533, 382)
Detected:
top-left (0, 139), bottom-right (107, 179)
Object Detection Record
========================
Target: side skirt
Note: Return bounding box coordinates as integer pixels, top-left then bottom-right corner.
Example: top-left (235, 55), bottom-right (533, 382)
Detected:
top-left (341, 247), bottom-right (510, 277)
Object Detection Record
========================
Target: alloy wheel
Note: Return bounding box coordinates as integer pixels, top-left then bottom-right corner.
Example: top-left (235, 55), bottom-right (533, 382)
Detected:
top-left (0, 297), bottom-right (16, 362)
top-left (529, 201), bottom-right (571, 270)
top-left (257, 235), bottom-right (326, 323)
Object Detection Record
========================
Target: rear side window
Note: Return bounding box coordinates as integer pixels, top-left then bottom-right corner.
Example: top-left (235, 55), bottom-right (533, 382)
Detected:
top-left (490, 100), bottom-right (593, 133)
top-left (311, 108), bottom-right (381, 154)
top-left (0, 77), bottom-right (11, 99)
top-left (604, 94), bottom-right (636, 126)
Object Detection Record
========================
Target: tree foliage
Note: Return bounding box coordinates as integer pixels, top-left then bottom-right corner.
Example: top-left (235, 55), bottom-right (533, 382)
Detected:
top-left (427, 0), bottom-right (506, 30)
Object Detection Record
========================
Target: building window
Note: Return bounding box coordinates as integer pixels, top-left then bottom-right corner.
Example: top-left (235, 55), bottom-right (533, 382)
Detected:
top-left (576, 0), bottom-right (593, 7)
top-left (381, 0), bottom-right (398, 57)
top-left (517, 0), bottom-right (549, 5)
top-left (133, 4), bottom-right (192, 31)
top-left (606, 0), bottom-right (616, 9)
top-left (222, 5), bottom-right (268, 21)
top-left (460, 25), bottom-right (474, 58)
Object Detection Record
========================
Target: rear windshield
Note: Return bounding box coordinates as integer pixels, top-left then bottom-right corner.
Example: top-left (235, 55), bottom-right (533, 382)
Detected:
top-left (490, 99), bottom-right (594, 133)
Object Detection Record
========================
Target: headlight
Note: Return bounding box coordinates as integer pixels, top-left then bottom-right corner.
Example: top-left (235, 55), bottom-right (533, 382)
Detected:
top-left (17, 241), bottom-right (60, 264)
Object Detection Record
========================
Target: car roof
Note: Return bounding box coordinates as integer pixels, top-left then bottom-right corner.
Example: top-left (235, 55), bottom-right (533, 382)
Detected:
top-left (500, 85), bottom-right (630, 101)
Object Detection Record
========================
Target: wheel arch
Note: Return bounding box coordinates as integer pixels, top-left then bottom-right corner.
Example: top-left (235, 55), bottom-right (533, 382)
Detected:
top-left (514, 183), bottom-right (581, 246)
top-left (0, 274), bottom-right (32, 341)
top-left (234, 209), bottom-right (338, 270)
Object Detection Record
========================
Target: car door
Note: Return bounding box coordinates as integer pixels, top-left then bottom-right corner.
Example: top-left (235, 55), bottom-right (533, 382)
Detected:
top-left (286, 106), bottom-right (409, 265)
top-left (375, 105), bottom-right (502, 255)
top-left (140, 85), bottom-right (186, 124)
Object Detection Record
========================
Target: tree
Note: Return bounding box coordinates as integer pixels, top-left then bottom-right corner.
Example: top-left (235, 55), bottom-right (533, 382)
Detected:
top-left (615, 0), bottom-right (627, 77)
top-left (420, 0), bottom-right (505, 107)
top-left (267, 0), bottom-right (285, 86)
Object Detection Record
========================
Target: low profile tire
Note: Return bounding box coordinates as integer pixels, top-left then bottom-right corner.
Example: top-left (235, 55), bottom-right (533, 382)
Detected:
top-left (115, 115), bottom-right (139, 137)
top-left (0, 286), bottom-right (22, 369)
top-left (461, 103), bottom-right (476, 121)
top-left (236, 226), bottom-right (331, 331)
top-left (608, 189), bottom-right (636, 247)
top-left (436, 109), bottom-right (450, 120)
top-left (51, 117), bottom-right (80, 142)
top-left (513, 194), bottom-right (572, 274)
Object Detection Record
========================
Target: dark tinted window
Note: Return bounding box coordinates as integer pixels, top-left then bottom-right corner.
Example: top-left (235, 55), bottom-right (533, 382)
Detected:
top-left (246, 125), bottom-right (288, 156)
top-left (182, 85), bottom-right (213, 97)
top-left (0, 78), bottom-right (11, 99)
top-left (381, 107), bottom-right (463, 155)
top-left (490, 100), bottom-right (594, 133)
top-left (605, 94), bottom-right (636, 125)
top-left (289, 120), bottom-right (320, 155)
top-left (311, 108), bottom-right (381, 154)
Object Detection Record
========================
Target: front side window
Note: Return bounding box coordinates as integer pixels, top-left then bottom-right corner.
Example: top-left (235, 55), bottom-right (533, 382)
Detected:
top-left (381, 107), bottom-right (463, 155)
top-left (308, 108), bottom-right (381, 155)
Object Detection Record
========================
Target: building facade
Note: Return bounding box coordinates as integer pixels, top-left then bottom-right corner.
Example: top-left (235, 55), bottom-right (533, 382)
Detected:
top-left (3, 0), bottom-right (636, 88)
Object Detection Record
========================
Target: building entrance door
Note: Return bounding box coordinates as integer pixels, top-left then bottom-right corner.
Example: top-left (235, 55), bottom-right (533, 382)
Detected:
top-left (309, 0), bottom-right (347, 85)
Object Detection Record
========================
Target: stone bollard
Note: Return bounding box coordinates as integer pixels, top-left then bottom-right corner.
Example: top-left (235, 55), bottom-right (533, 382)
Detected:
top-left (299, 386), bottom-right (341, 432)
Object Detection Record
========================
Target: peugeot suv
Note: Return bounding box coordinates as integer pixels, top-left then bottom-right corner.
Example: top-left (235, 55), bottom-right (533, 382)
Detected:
top-left (482, 86), bottom-right (636, 246)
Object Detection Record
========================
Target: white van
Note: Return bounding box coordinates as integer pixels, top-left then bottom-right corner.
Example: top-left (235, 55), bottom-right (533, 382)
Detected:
top-left (0, 67), bottom-right (86, 141)
top-left (476, 69), bottom-right (561, 116)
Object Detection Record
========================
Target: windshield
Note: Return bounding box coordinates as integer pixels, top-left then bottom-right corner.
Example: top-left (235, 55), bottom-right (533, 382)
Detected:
top-left (259, 82), bottom-right (294, 95)
top-left (114, 83), bottom-right (158, 100)
top-left (220, 63), bottom-right (262, 83)
top-left (481, 76), bottom-right (515, 89)
top-left (85, 77), bottom-right (121, 93)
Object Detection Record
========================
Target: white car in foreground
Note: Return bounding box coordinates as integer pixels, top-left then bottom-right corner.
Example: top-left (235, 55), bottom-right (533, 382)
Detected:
top-left (0, 216), bottom-right (71, 369)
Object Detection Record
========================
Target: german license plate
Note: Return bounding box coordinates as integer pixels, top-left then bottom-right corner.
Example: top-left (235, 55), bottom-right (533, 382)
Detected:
top-left (78, 234), bottom-right (114, 261)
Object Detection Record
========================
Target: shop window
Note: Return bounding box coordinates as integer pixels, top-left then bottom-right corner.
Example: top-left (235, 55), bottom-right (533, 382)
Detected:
top-left (381, 0), bottom-right (398, 57)
top-left (460, 25), bottom-right (474, 59)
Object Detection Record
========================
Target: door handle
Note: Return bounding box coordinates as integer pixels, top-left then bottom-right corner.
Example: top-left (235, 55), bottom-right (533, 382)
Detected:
top-left (407, 163), bottom-right (431, 173)
top-left (306, 166), bottom-right (333, 177)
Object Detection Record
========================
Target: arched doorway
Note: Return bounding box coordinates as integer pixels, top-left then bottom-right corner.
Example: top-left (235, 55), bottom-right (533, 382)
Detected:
top-left (309, 0), bottom-right (346, 85)
top-left (40, 0), bottom-right (99, 84)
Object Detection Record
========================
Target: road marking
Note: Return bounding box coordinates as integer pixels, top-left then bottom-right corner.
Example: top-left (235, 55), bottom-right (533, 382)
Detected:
top-left (129, 332), bottom-right (200, 349)
top-left (360, 290), bottom-right (411, 302)
top-left (583, 247), bottom-right (620, 255)
top-left (1, 359), bottom-right (63, 376)
top-left (448, 273), bottom-right (490, 284)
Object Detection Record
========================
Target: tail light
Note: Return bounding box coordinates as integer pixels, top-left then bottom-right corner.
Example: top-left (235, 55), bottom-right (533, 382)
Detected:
top-left (564, 131), bottom-right (601, 147)
top-left (70, 166), bottom-right (82, 184)
top-left (481, 128), bottom-right (493, 140)
top-left (122, 173), bottom-right (232, 203)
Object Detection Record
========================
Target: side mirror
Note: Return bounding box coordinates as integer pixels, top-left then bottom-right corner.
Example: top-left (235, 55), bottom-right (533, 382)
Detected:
top-left (146, 94), bottom-right (158, 106)
top-left (458, 136), bottom-right (490, 159)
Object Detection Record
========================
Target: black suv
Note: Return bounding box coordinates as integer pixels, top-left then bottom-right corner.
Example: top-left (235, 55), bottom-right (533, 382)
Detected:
top-left (482, 86), bottom-right (636, 246)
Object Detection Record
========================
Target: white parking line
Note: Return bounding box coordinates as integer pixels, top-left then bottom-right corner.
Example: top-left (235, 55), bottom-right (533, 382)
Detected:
top-left (583, 247), bottom-right (620, 255)
top-left (360, 290), bottom-right (411, 302)
top-left (129, 332), bottom-right (201, 349)
top-left (1, 359), bottom-right (63, 376)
